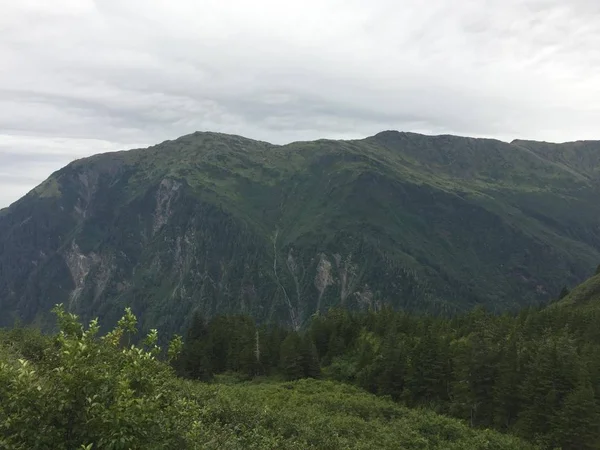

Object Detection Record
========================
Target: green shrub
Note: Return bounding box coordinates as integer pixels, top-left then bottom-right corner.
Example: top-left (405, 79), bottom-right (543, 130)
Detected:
top-left (0, 307), bottom-right (536, 449)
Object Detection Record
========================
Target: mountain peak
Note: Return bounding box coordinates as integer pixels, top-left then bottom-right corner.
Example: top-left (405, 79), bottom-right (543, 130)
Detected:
top-left (1, 131), bottom-right (600, 333)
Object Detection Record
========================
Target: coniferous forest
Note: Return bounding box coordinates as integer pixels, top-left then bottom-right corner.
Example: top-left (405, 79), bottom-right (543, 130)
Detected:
top-left (0, 305), bottom-right (533, 450)
top-left (173, 293), bottom-right (600, 450)
top-left (3, 274), bottom-right (599, 448)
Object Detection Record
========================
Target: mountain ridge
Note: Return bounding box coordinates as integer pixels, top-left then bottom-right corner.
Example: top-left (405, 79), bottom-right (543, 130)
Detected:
top-left (5, 129), bottom-right (600, 213)
top-left (1, 130), bottom-right (600, 333)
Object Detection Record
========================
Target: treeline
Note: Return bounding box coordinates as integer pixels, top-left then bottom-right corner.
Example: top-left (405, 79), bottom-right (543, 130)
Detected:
top-left (0, 307), bottom-right (534, 449)
top-left (176, 304), bottom-right (600, 449)
top-left (172, 313), bottom-right (319, 381)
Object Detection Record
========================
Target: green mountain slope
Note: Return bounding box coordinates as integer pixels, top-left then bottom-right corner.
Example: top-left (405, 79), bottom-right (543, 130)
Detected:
top-left (1, 131), bottom-right (600, 332)
top-left (556, 270), bottom-right (600, 309)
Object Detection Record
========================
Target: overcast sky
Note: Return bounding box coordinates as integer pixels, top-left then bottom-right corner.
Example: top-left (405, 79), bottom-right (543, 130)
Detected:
top-left (2, 0), bottom-right (600, 208)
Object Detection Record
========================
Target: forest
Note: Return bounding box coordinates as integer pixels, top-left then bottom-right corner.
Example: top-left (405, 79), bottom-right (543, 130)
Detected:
top-left (0, 305), bottom-right (533, 449)
top-left (174, 284), bottom-right (600, 449)
top-left (2, 273), bottom-right (600, 448)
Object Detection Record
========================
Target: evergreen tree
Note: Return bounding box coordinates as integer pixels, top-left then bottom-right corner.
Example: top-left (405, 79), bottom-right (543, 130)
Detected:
top-left (493, 334), bottom-right (521, 430)
top-left (309, 315), bottom-right (332, 360)
top-left (226, 315), bottom-right (256, 374)
top-left (173, 311), bottom-right (212, 380)
top-left (327, 331), bottom-right (346, 362)
top-left (262, 325), bottom-right (288, 373)
top-left (280, 332), bottom-right (304, 380)
top-left (207, 316), bottom-right (231, 373)
top-left (552, 380), bottom-right (599, 450)
top-left (558, 286), bottom-right (570, 300)
top-left (404, 329), bottom-right (450, 408)
top-left (300, 334), bottom-right (321, 378)
top-left (186, 311), bottom-right (208, 341)
top-left (374, 333), bottom-right (405, 401)
top-left (515, 334), bottom-right (579, 443)
top-left (178, 339), bottom-right (212, 381)
top-left (466, 333), bottom-right (497, 427)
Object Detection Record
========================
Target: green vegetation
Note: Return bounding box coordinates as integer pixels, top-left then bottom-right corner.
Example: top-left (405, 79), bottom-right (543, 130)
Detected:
top-left (0, 307), bottom-right (533, 449)
top-left (3, 131), bottom-right (600, 448)
top-left (175, 274), bottom-right (600, 449)
top-left (554, 272), bottom-right (600, 308)
top-left (2, 131), bottom-right (600, 333)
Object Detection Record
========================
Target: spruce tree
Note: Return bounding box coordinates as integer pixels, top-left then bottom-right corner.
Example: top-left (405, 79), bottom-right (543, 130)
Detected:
top-left (180, 339), bottom-right (212, 381)
top-left (552, 381), bottom-right (599, 449)
top-left (493, 335), bottom-right (521, 430)
top-left (186, 311), bottom-right (208, 341)
top-left (280, 332), bottom-right (304, 380)
top-left (375, 335), bottom-right (405, 401)
top-left (300, 334), bottom-right (321, 379)
top-left (174, 311), bottom-right (212, 380)
top-left (207, 316), bottom-right (231, 373)
top-left (558, 286), bottom-right (570, 300)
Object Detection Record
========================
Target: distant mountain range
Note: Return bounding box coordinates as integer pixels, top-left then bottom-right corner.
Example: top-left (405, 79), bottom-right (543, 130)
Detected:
top-left (1, 130), bottom-right (600, 333)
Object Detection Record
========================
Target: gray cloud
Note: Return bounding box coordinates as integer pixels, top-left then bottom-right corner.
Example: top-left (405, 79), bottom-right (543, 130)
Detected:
top-left (2, 0), bottom-right (600, 207)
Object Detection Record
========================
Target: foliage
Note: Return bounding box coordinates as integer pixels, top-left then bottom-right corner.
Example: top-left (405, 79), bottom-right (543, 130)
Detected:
top-left (0, 305), bottom-right (190, 450)
top-left (173, 314), bottom-right (289, 380)
top-left (0, 306), bottom-right (534, 449)
top-left (174, 290), bottom-right (600, 449)
top-left (279, 332), bottom-right (320, 380)
top-left (304, 302), bottom-right (600, 449)
top-left (183, 378), bottom-right (534, 450)
top-left (3, 131), bottom-right (600, 333)
top-left (558, 286), bottom-right (570, 300)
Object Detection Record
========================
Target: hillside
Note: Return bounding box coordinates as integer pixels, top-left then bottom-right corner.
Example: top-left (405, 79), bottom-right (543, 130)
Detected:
top-left (556, 268), bottom-right (600, 309)
top-left (0, 312), bottom-right (535, 450)
top-left (1, 131), bottom-right (600, 332)
top-left (174, 280), bottom-right (600, 449)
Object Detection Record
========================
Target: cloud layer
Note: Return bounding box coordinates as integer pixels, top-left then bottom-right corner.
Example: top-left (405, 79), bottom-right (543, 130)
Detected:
top-left (2, 0), bottom-right (600, 207)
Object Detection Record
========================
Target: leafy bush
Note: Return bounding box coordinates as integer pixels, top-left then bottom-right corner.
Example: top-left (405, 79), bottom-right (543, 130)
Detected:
top-left (0, 305), bottom-right (191, 450)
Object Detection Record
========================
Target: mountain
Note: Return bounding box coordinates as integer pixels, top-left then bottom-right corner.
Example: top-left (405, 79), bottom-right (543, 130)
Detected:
top-left (1, 131), bottom-right (600, 333)
top-left (556, 269), bottom-right (600, 310)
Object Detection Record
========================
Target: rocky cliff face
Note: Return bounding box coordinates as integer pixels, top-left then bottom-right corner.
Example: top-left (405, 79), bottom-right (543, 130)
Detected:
top-left (2, 131), bottom-right (600, 334)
